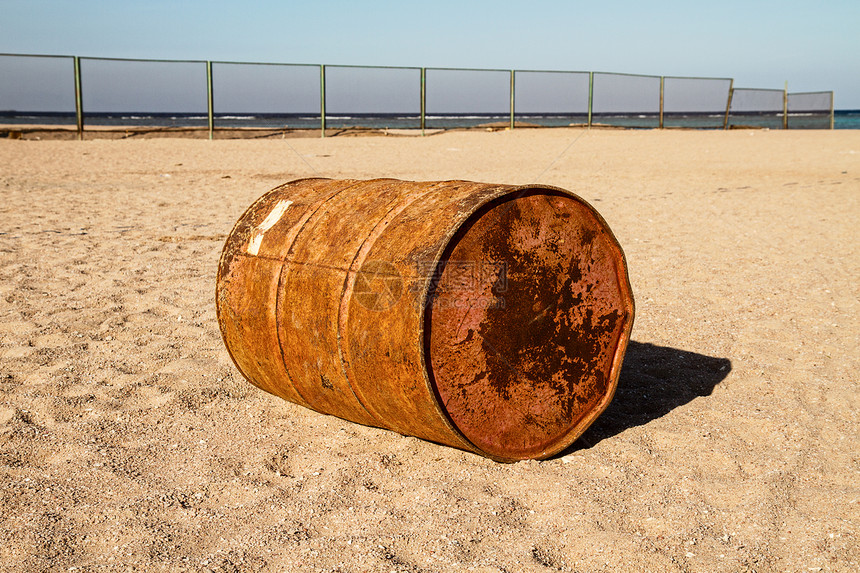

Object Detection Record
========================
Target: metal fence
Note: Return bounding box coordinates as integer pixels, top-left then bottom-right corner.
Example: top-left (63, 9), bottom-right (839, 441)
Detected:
top-left (324, 65), bottom-right (421, 130)
top-left (591, 72), bottom-right (661, 128)
top-left (0, 54), bottom-right (77, 124)
top-left (727, 88), bottom-right (786, 130)
top-left (425, 68), bottom-right (511, 130)
top-left (79, 57), bottom-right (208, 126)
top-left (662, 76), bottom-right (733, 129)
top-left (787, 91), bottom-right (834, 129)
top-left (513, 70), bottom-right (590, 127)
top-left (0, 52), bottom-right (835, 138)
top-left (210, 61), bottom-right (320, 129)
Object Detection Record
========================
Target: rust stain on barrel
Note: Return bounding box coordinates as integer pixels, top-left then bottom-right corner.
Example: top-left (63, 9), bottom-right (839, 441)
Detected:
top-left (216, 178), bottom-right (634, 462)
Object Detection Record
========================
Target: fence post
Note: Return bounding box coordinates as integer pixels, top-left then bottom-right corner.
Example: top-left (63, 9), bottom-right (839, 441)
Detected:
top-left (830, 91), bottom-right (835, 130)
top-left (420, 67), bottom-right (427, 136)
top-left (509, 70), bottom-right (515, 130)
top-left (206, 61), bottom-right (214, 140)
top-left (659, 76), bottom-right (664, 129)
top-left (723, 80), bottom-right (734, 130)
top-left (587, 72), bottom-right (594, 128)
top-left (320, 65), bottom-right (326, 137)
top-left (74, 56), bottom-right (83, 140)
top-left (783, 81), bottom-right (788, 130)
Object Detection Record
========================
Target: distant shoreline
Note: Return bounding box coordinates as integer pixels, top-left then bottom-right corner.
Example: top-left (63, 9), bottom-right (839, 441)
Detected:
top-left (1, 109), bottom-right (855, 139)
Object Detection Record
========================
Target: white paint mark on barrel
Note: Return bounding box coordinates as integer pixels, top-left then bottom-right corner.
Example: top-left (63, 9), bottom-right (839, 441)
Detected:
top-left (247, 200), bottom-right (293, 255)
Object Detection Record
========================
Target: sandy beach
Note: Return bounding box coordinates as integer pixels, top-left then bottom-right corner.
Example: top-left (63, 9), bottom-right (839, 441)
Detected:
top-left (1, 128), bottom-right (858, 572)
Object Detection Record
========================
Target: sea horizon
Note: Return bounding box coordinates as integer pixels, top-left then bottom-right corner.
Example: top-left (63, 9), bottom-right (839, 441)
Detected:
top-left (1, 109), bottom-right (856, 130)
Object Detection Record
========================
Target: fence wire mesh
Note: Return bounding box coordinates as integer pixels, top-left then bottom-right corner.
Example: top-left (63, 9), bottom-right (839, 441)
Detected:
top-left (0, 54), bottom-right (76, 123)
top-left (592, 72), bottom-right (661, 127)
top-left (513, 71), bottom-right (590, 127)
top-left (662, 77), bottom-right (732, 128)
top-left (425, 68), bottom-right (511, 129)
top-left (728, 88), bottom-right (785, 129)
top-left (0, 53), bottom-right (838, 134)
top-left (324, 66), bottom-right (421, 129)
top-left (79, 58), bottom-right (208, 127)
top-left (211, 62), bottom-right (319, 129)
top-left (787, 91), bottom-right (833, 129)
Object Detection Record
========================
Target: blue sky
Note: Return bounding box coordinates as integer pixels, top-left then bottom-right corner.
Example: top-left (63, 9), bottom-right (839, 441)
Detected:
top-left (2, 0), bottom-right (859, 108)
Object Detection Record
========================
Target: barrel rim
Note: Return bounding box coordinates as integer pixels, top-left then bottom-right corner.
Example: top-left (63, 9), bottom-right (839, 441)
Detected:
top-left (418, 183), bottom-right (636, 462)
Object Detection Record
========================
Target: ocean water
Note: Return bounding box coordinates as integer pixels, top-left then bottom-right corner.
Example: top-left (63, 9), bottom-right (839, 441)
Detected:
top-left (833, 109), bottom-right (860, 129)
top-left (2, 110), bottom-right (858, 130)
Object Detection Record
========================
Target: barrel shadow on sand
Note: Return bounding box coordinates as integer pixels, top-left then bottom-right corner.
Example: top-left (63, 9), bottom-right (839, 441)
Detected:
top-left (563, 341), bottom-right (732, 454)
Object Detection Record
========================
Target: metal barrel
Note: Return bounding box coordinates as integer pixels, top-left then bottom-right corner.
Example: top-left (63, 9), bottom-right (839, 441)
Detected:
top-left (216, 178), bottom-right (634, 462)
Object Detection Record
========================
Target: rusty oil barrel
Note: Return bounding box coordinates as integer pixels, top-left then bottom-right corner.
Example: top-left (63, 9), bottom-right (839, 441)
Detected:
top-left (216, 178), bottom-right (634, 462)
